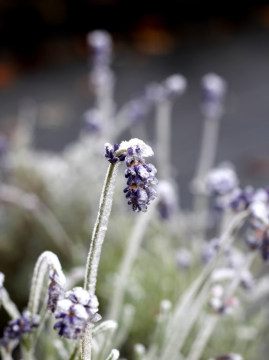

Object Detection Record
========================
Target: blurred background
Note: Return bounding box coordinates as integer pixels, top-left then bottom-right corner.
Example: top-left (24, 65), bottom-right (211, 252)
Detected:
top-left (0, 0), bottom-right (269, 206)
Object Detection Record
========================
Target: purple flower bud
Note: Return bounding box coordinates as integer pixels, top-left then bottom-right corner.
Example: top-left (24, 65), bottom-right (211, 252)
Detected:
top-left (105, 143), bottom-right (126, 164)
top-left (201, 73), bottom-right (227, 118)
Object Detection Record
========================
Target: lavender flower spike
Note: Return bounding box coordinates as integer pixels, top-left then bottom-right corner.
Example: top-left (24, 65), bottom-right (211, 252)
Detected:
top-left (118, 139), bottom-right (158, 212)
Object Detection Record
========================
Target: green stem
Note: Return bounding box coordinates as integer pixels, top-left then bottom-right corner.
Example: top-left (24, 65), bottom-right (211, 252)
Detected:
top-left (82, 162), bottom-right (119, 360)
top-left (84, 162), bottom-right (119, 294)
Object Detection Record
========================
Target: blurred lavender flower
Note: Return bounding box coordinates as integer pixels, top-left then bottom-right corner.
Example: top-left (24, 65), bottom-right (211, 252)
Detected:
top-left (201, 73), bottom-right (227, 119)
top-left (206, 163), bottom-right (239, 197)
top-left (201, 238), bottom-right (220, 263)
top-left (0, 310), bottom-right (39, 348)
top-left (248, 189), bottom-right (269, 230)
top-left (157, 180), bottom-right (178, 219)
top-left (87, 30), bottom-right (112, 67)
top-left (125, 97), bottom-right (152, 124)
top-left (145, 74), bottom-right (186, 103)
top-left (163, 74), bottom-right (187, 99)
top-left (82, 109), bottom-right (104, 133)
top-left (48, 270), bottom-right (65, 314)
top-left (53, 287), bottom-right (101, 340)
top-left (230, 186), bottom-right (254, 212)
top-left (209, 284), bottom-right (239, 315)
top-left (175, 248), bottom-right (193, 270)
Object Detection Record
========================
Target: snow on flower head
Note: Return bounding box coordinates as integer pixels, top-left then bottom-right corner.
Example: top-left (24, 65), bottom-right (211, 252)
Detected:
top-left (119, 138), bottom-right (154, 158)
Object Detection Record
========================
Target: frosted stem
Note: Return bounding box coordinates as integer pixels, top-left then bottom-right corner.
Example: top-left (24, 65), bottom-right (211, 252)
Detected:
top-left (82, 162), bottom-right (119, 360)
top-left (0, 349), bottom-right (13, 360)
top-left (192, 116), bottom-right (221, 235)
top-left (155, 99), bottom-right (172, 179)
top-left (186, 315), bottom-right (218, 360)
top-left (105, 349), bottom-right (120, 360)
top-left (1, 287), bottom-right (20, 319)
top-left (84, 162), bottom-right (119, 294)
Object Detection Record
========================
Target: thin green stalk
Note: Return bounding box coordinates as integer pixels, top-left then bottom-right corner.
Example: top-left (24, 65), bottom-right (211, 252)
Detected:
top-left (84, 162), bottom-right (119, 294)
top-left (192, 116), bottom-right (221, 238)
top-left (186, 314), bottom-right (218, 360)
top-left (81, 162), bottom-right (119, 360)
top-left (155, 99), bottom-right (172, 180)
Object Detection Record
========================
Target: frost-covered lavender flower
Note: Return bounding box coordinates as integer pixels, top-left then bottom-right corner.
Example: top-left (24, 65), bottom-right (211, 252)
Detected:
top-left (206, 163), bottom-right (239, 196)
top-left (105, 139), bottom-right (158, 212)
top-left (48, 270), bottom-right (65, 313)
top-left (0, 310), bottom-right (39, 348)
top-left (201, 73), bottom-right (227, 119)
top-left (122, 141), bottom-right (158, 212)
top-left (53, 287), bottom-right (101, 340)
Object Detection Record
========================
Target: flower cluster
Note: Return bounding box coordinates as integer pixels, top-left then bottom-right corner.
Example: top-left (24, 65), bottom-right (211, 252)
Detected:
top-left (53, 287), bottom-right (101, 340)
top-left (123, 145), bottom-right (158, 212)
top-left (0, 310), bottom-right (40, 349)
top-left (105, 139), bottom-right (158, 212)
